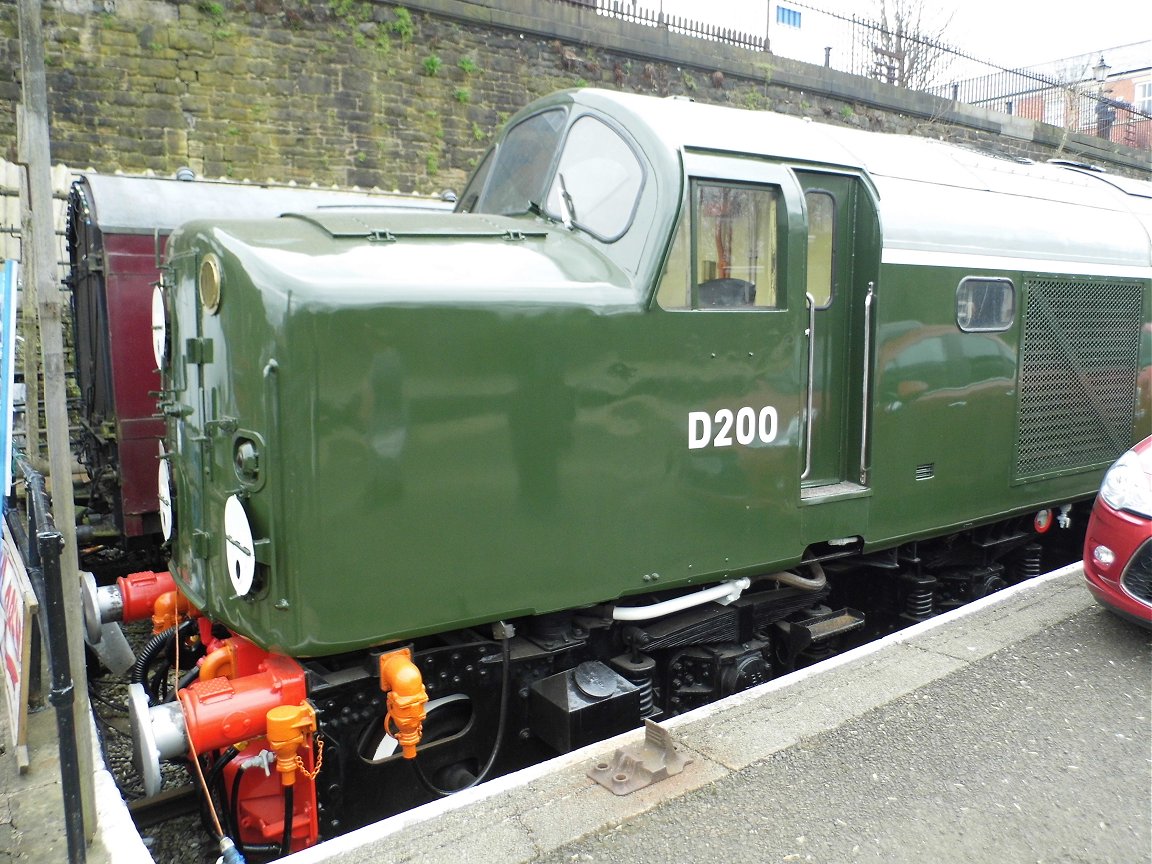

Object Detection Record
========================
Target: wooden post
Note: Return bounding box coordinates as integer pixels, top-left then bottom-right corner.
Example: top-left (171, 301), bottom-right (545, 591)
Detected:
top-left (16, 0), bottom-right (96, 842)
top-left (16, 168), bottom-right (41, 466)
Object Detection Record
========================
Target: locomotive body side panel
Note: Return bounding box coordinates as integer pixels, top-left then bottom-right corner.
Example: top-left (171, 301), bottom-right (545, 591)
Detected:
top-left (865, 263), bottom-right (1148, 550)
top-left (159, 89), bottom-right (1152, 656)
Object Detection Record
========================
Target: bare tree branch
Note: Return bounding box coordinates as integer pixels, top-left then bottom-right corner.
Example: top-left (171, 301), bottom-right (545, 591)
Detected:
top-left (862, 0), bottom-right (956, 89)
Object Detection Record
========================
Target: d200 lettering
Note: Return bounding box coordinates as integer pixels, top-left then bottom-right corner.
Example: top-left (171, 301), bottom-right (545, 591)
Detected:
top-left (689, 406), bottom-right (778, 450)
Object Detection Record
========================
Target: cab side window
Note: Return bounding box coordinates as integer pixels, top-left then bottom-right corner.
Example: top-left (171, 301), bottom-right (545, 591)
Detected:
top-left (657, 181), bottom-right (779, 310)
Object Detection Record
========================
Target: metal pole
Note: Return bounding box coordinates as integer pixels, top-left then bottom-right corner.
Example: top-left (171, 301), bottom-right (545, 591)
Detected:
top-left (16, 169), bottom-right (41, 466)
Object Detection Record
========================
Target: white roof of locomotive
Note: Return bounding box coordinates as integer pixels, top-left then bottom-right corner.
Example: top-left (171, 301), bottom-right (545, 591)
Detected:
top-left (575, 89), bottom-right (1152, 277)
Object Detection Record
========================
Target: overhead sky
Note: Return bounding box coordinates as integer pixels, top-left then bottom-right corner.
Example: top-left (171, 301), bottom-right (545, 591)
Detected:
top-left (929, 0), bottom-right (1151, 68)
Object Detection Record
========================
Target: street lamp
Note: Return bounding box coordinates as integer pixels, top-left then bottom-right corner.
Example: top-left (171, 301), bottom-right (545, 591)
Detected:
top-left (1093, 55), bottom-right (1110, 84)
top-left (1093, 55), bottom-right (1113, 140)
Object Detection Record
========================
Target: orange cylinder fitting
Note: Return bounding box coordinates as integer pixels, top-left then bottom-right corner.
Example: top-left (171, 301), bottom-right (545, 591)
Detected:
top-left (379, 648), bottom-right (428, 759)
top-left (117, 570), bottom-right (177, 623)
top-left (198, 640), bottom-right (238, 682)
top-left (152, 589), bottom-right (192, 634)
top-left (198, 633), bottom-right (269, 682)
top-left (179, 653), bottom-right (307, 756)
top-left (266, 703), bottom-right (318, 786)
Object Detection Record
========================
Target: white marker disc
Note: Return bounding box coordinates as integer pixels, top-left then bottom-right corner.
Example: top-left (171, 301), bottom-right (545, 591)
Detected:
top-left (157, 445), bottom-right (173, 541)
top-left (224, 495), bottom-right (256, 597)
top-left (151, 285), bottom-right (166, 369)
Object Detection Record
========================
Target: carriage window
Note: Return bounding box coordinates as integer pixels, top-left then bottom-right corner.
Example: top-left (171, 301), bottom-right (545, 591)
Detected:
top-left (544, 116), bottom-right (643, 241)
top-left (477, 109), bottom-right (566, 216)
top-left (805, 191), bottom-right (834, 308)
top-left (957, 277), bottom-right (1015, 331)
top-left (657, 181), bottom-right (779, 310)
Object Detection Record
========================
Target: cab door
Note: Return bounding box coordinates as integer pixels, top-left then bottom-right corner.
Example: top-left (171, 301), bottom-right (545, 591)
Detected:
top-left (796, 171), bottom-right (878, 496)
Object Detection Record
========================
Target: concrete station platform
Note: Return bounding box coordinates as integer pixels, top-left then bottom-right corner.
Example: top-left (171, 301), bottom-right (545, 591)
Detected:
top-left (3, 562), bottom-right (1149, 863)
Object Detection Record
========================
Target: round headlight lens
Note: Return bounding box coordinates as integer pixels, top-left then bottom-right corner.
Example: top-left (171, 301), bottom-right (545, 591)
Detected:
top-left (1099, 448), bottom-right (1152, 519)
top-left (199, 253), bottom-right (222, 314)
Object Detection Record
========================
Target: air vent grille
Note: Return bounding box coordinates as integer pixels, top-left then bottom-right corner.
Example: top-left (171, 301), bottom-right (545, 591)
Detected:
top-left (1016, 279), bottom-right (1143, 479)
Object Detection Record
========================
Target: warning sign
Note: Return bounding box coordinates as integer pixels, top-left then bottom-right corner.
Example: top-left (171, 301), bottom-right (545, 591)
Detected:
top-left (1, 530), bottom-right (37, 771)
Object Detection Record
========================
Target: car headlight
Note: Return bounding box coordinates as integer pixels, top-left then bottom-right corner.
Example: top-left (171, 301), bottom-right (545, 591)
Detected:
top-left (1099, 448), bottom-right (1152, 519)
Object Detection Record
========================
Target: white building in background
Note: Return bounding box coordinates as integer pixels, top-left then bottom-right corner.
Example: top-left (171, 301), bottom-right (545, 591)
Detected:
top-left (620, 0), bottom-right (837, 62)
top-left (606, 0), bottom-right (941, 74)
top-left (765, 0), bottom-right (845, 66)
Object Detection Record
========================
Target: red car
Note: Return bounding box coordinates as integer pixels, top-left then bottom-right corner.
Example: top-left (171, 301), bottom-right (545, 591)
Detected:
top-left (1084, 436), bottom-right (1152, 628)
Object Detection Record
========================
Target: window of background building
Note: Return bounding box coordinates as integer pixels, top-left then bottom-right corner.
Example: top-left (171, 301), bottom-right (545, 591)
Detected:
top-left (1136, 81), bottom-right (1152, 114)
top-left (776, 5), bottom-right (802, 28)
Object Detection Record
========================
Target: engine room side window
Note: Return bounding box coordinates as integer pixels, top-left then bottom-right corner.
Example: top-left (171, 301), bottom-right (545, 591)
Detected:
top-left (956, 277), bottom-right (1015, 331)
top-left (543, 115), bottom-right (644, 241)
top-left (656, 181), bottom-right (780, 310)
top-left (477, 109), bottom-right (567, 216)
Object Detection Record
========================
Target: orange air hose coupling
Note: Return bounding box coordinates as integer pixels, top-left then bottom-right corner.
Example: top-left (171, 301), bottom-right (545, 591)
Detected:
top-left (379, 648), bottom-right (428, 759)
top-left (266, 703), bottom-right (318, 786)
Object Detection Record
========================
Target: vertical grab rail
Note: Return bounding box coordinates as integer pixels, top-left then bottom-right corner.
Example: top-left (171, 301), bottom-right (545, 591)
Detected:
top-left (859, 281), bottom-right (875, 485)
top-left (801, 292), bottom-right (816, 481)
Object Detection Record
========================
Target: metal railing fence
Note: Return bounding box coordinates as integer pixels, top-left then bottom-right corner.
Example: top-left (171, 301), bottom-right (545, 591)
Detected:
top-left (576, 0), bottom-right (766, 50)
top-left (554, 0), bottom-right (1150, 149)
top-left (7, 456), bottom-right (86, 864)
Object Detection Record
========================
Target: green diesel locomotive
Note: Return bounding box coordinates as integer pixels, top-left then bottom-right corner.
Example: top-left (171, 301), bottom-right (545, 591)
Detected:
top-left (120, 89), bottom-right (1150, 853)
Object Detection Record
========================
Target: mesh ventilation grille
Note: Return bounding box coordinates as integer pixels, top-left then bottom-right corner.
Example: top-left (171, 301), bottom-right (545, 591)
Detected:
top-left (1016, 279), bottom-right (1144, 479)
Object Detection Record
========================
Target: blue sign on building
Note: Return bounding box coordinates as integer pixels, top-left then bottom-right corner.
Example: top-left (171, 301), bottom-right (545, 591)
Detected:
top-left (1, 260), bottom-right (17, 505)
